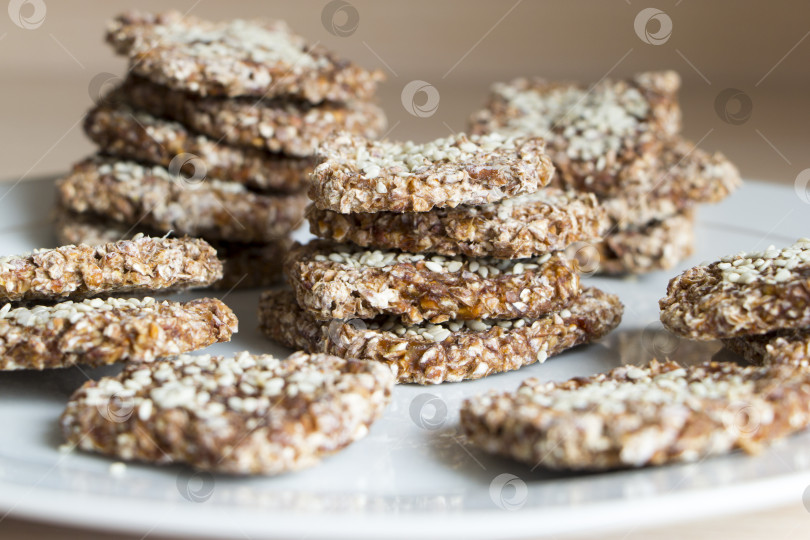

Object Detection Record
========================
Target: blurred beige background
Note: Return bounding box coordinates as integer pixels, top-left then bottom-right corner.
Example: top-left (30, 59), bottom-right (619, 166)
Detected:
top-left (1, 1), bottom-right (810, 539)
top-left (1, 0), bottom-right (809, 185)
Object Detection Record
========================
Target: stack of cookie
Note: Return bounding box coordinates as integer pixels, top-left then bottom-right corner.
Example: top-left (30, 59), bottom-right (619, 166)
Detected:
top-left (53, 10), bottom-right (386, 289)
top-left (0, 235), bottom-right (236, 371)
top-left (259, 132), bottom-right (624, 384)
top-left (0, 235), bottom-right (392, 476)
top-left (470, 71), bottom-right (742, 274)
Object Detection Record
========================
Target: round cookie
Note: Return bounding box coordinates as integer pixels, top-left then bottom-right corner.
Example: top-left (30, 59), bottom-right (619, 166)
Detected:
top-left (52, 208), bottom-right (289, 291)
top-left (309, 132), bottom-right (553, 213)
top-left (85, 103), bottom-right (313, 193)
top-left (461, 359), bottom-right (810, 470)
top-left (285, 240), bottom-right (581, 324)
top-left (61, 351), bottom-right (394, 474)
top-left (660, 239), bottom-right (810, 340)
top-left (0, 297), bottom-right (237, 370)
top-left (0, 234), bottom-right (222, 303)
top-left (106, 10), bottom-right (384, 102)
top-left (306, 187), bottom-right (607, 259)
top-left (259, 288), bottom-right (622, 384)
top-left (56, 157), bottom-right (308, 244)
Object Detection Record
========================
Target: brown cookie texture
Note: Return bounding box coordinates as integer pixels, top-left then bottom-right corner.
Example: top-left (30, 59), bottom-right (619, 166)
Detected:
top-left (309, 132), bottom-right (554, 213)
top-left (0, 296), bottom-right (237, 370)
top-left (0, 234), bottom-right (222, 303)
top-left (461, 359), bottom-right (810, 470)
top-left (84, 103), bottom-right (313, 193)
top-left (285, 240), bottom-right (580, 324)
top-left (258, 288), bottom-right (623, 384)
top-left (660, 239), bottom-right (810, 340)
top-left (56, 157), bottom-right (308, 244)
top-left (51, 208), bottom-right (288, 291)
top-left (106, 10), bottom-right (384, 102)
top-left (469, 71), bottom-right (682, 191)
top-left (116, 76), bottom-right (387, 158)
top-left (306, 188), bottom-right (608, 259)
top-left (61, 351), bottom-right (394, 474)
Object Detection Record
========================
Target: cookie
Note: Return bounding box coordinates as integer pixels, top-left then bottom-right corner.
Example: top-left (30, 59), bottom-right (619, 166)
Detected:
top-left (61, 351), bottom-right (394, 474)
top-left (258, 288), bottom-right (622, 384)
top-left (461, 359), bottom-right (810, 470)
top-left (544, 136), bottom-right (739, 205)
top-left (286, 240), bottom-right (580, 324)
top-left (106, 11), bottom-right (384, 102)
top-left (0, 296), bottom-right (236, 370)
top-left (56, 157), bottom-right (308, 244)
top-left (470, 71), bottom-right (682, 191)
top-left (85, 103), bottom-right (313, 193)
top-left (660, 239), bottom-right (810, 340)
top-left (589, 211), bottom-right (695, 275)
top-left (0, 234), bottom-right (221, 303)
top-left (116, 76), bottom-right (387, 158)
top-left (724, 329), bottom-right (810, 367)
top-left (309, 132), bottom-right (553, 213)
top-left (306, 188), bottom-right (607, 259)
top-left (574, 139), bottom-right (739, 228)
top-left (52, 209), bottom-right (287, 291)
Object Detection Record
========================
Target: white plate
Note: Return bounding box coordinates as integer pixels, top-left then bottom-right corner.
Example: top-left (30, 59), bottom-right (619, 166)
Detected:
top-left (0, 178), bottom-right (807, 539)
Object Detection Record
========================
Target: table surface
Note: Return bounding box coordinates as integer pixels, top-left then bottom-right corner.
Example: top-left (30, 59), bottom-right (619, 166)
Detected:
top-left (1, 1), bottom-right (809, 537)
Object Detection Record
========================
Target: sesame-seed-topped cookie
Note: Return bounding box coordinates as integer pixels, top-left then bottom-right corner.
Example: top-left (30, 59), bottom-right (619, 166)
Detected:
top-left (61, 351), bottom-right (394, 474)
top-left (307, 187), bottom-right (607, 259)
top-left (106, 11), bottom-right (384, 102)
top-left (52, 209), bottom-right (289, 291)
top-left (724, 329), bottom-right (810, 367)
top-left (469, 71), bottom-right (681, 191)
top-left (0, 297), bottom-right (237, 370)
top-left (259, 288), bottom-right (622, 384)
top-left (567, 138), bottom-right (740, 228)
top-left (116, 77), bottom-right (387, 158)
top-left (0, 234), bottom-right (221, 303)
top-left (309, 132), bottom-right (554, 213)
top-left (660, 239), bottom-right (810, 340)
top-left (461, 359), bottom-right (810, 470)
top-left (56, 157), bottom-right (308, 244)
top-left (285, 240), bottom-right (580, 324)
top-left (84, 103), bottom-right (314, 193)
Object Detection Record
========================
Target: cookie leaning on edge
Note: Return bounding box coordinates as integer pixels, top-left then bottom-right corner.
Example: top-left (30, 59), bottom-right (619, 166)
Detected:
top-left (57, 157), bottom-right (308, 244)
top-left (259, 288), bottom-right (622, 384)
top-left (286, 240), bottom-right (580, 324)
top-left (0, 234), bottom-right (221, 303)
top-left (117, 77), bottom-right (387, 158)
top-left (85, 103), bottom-right (314, 193)
top-left (309, 132), bottom-right (554, 213)
top-left (461, 359), bottom-right (810, 470)
top-left (306, 188), bottom-right (607, 259)
top-left (0, 297), bottom-right (237, 370)
top-left (52, 209), bottom-right (288, 290)
top-left (106, 10), bottom-right (384, 102)
top-left (61, 351), bottom-right (394, 474)
top-left (660, 238), bottom-right (810, 340)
